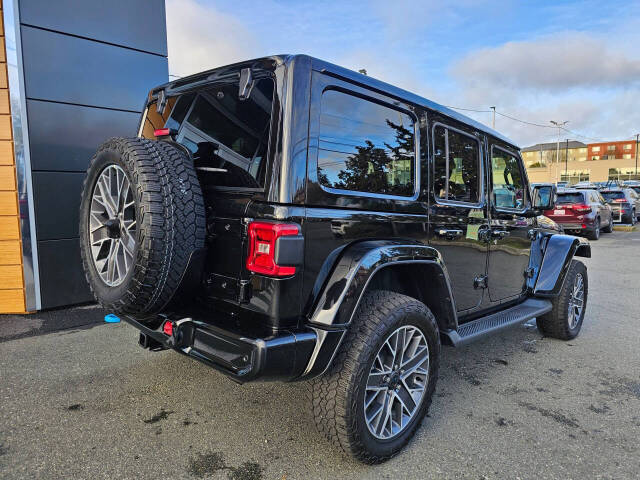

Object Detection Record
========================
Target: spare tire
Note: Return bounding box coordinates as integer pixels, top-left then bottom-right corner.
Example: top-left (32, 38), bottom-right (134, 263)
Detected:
top-left (79, 137), bottom-right (206, 315)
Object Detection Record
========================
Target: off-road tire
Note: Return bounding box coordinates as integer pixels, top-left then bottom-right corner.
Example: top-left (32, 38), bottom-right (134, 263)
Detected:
top-left (587, 218), bottom-right (600, 240)
top-left (537, 260), bottom-right (587, 340)
top-left (309, 290), bottom-right (440, 463)
top-left (79, 137), bottom-right (205, 316)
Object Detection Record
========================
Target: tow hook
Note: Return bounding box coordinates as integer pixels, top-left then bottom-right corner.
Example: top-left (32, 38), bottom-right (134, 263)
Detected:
top-left (162, 318), bottom-right (194, 348)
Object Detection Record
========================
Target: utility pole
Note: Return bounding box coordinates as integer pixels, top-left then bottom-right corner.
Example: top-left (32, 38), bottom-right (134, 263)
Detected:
top-left (550, 120), bottom-right (568, 184)
top-left (490, 106), bottom-right (496, 129)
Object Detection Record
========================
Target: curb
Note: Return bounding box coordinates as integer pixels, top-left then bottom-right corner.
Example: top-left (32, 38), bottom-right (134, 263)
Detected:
top-left (613, 225), bottom-right (636, 232)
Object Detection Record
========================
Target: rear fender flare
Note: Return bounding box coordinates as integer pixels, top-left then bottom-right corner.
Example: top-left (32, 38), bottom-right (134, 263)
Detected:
top-left (308, 241), bottom-right (457, 329)
top-left (534, 234), bottom-right (590, 297)
top-left (296, 241), bottom-right (456, 380)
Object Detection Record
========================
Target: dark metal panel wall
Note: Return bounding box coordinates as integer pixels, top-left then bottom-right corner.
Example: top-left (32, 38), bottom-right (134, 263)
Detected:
top-left (22, 26), bottom-right (167, 111)
top-left (27, 101), bottom-right (139, 172)
top-left (19, 0), bottom-right (167, 56)
top-left (37, 239), bottom-right (90, 309)
top-left (20, 1), bottom-right (168, 308)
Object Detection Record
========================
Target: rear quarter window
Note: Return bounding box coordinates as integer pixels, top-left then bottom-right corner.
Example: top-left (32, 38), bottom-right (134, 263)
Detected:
top-left (317, 89), bottom-right (417, 197)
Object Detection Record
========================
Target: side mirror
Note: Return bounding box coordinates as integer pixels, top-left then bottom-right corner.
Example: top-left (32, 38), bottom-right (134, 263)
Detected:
top-left (531, 184), bottom-right (557, 212)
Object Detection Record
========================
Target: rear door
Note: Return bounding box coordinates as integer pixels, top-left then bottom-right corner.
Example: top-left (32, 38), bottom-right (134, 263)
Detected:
top-left (428, 120), bottom-right (489, 313)
top-left (487, 144), bottom-right (533, 303)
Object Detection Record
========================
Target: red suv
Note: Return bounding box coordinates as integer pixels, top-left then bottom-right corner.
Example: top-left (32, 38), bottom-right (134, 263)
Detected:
top-left (544, 188), bottom-right (613, 240)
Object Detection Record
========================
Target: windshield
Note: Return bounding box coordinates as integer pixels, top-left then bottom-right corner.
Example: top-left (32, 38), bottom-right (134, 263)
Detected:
top-left (557, 193), bottom-right (584, 204)
top-left (601, 191), bottom-right (625, 201)
top-left (141, 77), bottom-right (275, 189)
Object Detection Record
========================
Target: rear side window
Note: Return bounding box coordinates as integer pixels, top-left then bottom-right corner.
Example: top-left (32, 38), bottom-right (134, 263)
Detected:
top-left (557, 193), bottom-right (585, 204)
top-left (317, 90), bottom-right (416, 197)
top-left (433, 126), bottom-right (481, 204)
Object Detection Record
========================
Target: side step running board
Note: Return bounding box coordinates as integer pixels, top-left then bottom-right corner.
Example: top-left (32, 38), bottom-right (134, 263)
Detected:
top-left (442, 298), bottom-right (552, 347)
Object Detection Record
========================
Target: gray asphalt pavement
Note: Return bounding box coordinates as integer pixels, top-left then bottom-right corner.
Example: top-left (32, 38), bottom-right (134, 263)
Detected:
top-left (1, 230), bottom-right (640, 479)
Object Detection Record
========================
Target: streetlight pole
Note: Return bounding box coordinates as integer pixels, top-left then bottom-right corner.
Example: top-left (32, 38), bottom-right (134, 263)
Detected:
top-left (565, 138), bottom-right (569, 177)
top-left (550, 120), bottom-right (569, 184)
top-left (636, 133), bottom-right (640, 180)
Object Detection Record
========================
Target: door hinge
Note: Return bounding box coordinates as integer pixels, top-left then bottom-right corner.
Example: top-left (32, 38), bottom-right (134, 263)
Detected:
top-left (473, 275), bottom-right (488, 289)
top-left (525, 267), bottom-right (535, 279)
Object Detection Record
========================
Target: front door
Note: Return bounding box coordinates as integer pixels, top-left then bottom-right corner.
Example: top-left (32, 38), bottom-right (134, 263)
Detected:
top-left (428, 121), bottom-right (489, 313)
top-left (487, 144), bottom-right (533, 302)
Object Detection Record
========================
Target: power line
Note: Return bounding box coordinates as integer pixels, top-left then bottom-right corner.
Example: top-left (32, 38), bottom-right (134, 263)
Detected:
top-left (445, 105), bottom-right (610, 141)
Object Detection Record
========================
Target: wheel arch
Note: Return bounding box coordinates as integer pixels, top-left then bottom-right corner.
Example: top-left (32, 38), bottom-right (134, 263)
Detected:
top-left (297, 241), bottom-right (456, 380)
top-left (534, 234), bottom-right (590, 297)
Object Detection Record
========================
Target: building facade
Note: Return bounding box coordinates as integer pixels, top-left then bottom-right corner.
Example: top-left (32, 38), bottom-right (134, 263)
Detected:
top-left (524, 139), bottom-right (639, 184)
top-left (0, 0), bottom-right (168, 313)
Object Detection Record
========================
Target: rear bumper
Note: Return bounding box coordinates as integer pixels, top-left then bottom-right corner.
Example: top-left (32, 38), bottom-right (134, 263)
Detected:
top-left (124, 315), bottom-right (317, 383)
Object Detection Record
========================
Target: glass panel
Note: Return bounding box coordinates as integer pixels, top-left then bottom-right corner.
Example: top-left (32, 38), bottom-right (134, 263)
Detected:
top-left (557, 193), bottom-right (584, 204)
top-left (317, 90), bottom-right (415, 196)
top-left (491, 149), bottom-right (525, 209)
top-left (601, 191), bottom-right (625, 201)
top-left (155, 78), bottom-right (275, 189)
top-left (433, 126), bottom-right (480, 203)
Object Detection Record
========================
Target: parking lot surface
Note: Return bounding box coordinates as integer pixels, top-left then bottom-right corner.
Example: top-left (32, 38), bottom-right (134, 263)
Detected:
top-left (1, 230), bottom-right (640, 479)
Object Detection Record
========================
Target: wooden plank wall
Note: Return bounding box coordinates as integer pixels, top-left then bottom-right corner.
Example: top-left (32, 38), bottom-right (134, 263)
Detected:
top-left (0, 0), bottom-right (28, 313)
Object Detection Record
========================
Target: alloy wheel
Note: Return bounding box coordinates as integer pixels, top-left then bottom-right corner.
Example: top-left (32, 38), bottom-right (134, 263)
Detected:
top-left (364, 325), bottom-right (429, 440)
top-left (89, 165), bottom-right (136, 286)
top-left (567, 273), bottom-right (584, 330)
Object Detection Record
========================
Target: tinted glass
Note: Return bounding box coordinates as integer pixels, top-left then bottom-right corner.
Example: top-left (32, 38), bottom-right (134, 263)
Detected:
top-left (600, 191), bottom-right (625, 201)
top-left (317, 90), bottom-right (415, 196)
top-left (557, 193), bottom-right (585, 204)
top-left (433, 126), bottom-right (480, 203)
top-left (166, 78), bottom-right (274, 188)
top-left (491, 149), bottom-right (526, 209)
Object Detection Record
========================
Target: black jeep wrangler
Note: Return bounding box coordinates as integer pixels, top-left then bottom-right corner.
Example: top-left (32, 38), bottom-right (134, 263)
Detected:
top-left (79, 55), bottom-right (590, 463)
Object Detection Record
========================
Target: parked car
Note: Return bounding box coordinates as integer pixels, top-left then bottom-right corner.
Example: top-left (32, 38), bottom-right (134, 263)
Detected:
top-left (544, 188), bottom-right (613, 240)
top-left (600, 188), bottom-right (640, 224)
top-left (78, 55), bottom-right (591, 463)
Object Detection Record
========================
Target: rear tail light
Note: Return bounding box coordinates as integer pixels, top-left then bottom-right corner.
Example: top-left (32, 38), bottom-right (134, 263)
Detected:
top-left (613, 199), bottom-right (627, 203)
top-left (246, 222), bottom-right (299, 277)
top-left (571, 203), bottom-right (592, 213)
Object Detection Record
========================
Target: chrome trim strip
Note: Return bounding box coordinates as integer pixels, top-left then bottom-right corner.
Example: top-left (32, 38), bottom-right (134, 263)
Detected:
top-left (4, 1), bottom-right (41, 311)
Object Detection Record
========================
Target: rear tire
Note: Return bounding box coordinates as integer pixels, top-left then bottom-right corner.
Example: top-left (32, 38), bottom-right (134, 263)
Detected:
top-left (537, 260), bottom-right (587, 340)
top-left (79, 137), bottom-right (206, 316)
top-left (310, 291), bottom-right (440, 463)
top-left (602, 217), bottom-right (613, 233)
top-left (586, 218), bottom-right (600, 240)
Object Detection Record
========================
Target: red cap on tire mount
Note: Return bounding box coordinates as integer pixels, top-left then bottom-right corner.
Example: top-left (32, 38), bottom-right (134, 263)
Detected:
top-left (163, 321), bottom-right (173, 336)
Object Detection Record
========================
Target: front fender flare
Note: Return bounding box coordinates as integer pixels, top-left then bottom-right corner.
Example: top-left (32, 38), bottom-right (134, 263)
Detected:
top-left (534, 234), bottom-right (590, 297)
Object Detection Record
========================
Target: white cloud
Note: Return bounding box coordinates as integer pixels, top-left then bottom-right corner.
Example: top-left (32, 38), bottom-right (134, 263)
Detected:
top-left (451, 32), bottom-right (640, 90)
top-left (165, 0), bottom-right (259, 77)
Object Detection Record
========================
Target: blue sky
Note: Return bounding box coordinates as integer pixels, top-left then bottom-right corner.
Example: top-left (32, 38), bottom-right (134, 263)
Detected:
top-left (166, 0), bottom-right (640, 146)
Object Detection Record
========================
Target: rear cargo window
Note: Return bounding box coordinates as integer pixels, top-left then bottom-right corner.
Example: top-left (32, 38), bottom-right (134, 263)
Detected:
top-left (148, 78), bottom-right (275, 189)
top-left (317, 89), bottom-right (416, 197)
top-left (601, 191), bottom-right (625, 201)
top-left (557, 193), bottom-right (585, 204)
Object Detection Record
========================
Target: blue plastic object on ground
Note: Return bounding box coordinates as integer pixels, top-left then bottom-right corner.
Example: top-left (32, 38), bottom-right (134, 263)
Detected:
top-left (104, 314), bottom-right (121, 323)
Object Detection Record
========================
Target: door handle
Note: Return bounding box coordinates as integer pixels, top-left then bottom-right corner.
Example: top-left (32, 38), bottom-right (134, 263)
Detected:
top-left (490, 229), bottom-right (510, 239)
top-left (435, 228), bottom-right (463, 240)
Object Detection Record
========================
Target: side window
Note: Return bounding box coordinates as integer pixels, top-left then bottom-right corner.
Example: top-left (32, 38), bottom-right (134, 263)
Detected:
top-left (433, 126), bottom-right (481, 203)
top-left (317, 89), bottom-right (416, 197)
top-left (599, 193), bottom-right (607, 204)
top-left (491, 148), bottom-right (526, 210)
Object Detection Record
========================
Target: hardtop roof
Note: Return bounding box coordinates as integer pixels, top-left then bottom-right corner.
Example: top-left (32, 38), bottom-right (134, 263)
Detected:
top-left (156, 54), bottom-right (518, 149)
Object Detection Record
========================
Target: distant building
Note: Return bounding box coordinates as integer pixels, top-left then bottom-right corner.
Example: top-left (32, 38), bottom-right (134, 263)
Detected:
top-left (523, 139), bottom-right (639, 184)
